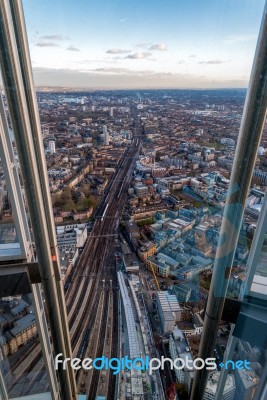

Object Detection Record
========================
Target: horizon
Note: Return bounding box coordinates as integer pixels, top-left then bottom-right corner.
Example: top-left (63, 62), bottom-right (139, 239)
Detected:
top-left (33, 86), bottom-right (248, 92)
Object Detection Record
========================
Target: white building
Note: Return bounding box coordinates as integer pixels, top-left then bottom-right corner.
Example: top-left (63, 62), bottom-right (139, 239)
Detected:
top-left (156, 291), bottom-right (181, 332)
top-left (204, 372), bottom-right (235, 400)
top-left (56, 224), bottom-right (87, 280)
top-left (169, 327), bottom-right (195, 395)
top-left (48, 140), bottom-right (56, 154)
top-left (56, 224), bottom-right (87, 249)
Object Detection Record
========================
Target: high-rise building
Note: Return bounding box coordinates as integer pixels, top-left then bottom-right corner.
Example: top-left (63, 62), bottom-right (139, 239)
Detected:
top-left (234, 369), bottom-right (259, 400)
top-left (48, 140), bottom-right (56, 154)
top-left (103, 125), bottom-right (109, 145)
top-left (203, 372), bottom-right (235, 400)
top-left (169, 327), bottom-right (195, 395)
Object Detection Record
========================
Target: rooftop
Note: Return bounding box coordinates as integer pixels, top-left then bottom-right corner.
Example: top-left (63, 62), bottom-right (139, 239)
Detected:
top-left (10, 313), bottom-right (35, 337)
top-left (205, 372), bottom-right (235, 395)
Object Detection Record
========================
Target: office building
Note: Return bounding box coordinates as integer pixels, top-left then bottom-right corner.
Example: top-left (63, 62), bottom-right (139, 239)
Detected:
top-left (169, 327), bottom-right (195, 395)
top-left (234, 369), bottom-right (259, 400)
top-left (103, 125), bottom-right (109, 145)
top-left (156, 291), bottom-right (181, 332)
top-left (203, 372), bottom-right (235, 400)
top-left (48, 140), bottom-right (56, 154)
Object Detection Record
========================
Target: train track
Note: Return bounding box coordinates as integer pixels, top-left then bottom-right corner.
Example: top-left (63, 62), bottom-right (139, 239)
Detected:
top-left (7, 118), bottom-right (142, 399)
top-left (107, 287), bottom-right (119, 400)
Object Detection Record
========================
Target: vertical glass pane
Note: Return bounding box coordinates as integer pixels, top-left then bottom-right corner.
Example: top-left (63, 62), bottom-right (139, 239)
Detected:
top-left (0, 280), bottom-right (50, 398)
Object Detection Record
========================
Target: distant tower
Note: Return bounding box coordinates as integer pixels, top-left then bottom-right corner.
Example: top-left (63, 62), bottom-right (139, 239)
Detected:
top-left (103, 125), bottom-right (109, 145)
top-left (110, 107), bottom-right (114, 117)
top-left (48, 140), bottom-right (56, 154)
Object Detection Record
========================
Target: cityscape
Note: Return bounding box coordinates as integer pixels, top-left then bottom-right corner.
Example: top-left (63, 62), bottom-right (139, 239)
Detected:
top-left (0, 1), bottom-right (266, 400)
top-left (0, 88), bottom-right (266, 399)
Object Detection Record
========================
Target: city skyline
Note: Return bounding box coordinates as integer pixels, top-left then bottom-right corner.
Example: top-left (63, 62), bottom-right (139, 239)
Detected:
top-left (22, 0), bottom-right (265, 89)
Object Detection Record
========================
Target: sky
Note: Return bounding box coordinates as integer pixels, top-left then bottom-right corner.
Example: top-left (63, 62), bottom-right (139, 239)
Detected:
top-left (22, 0), bottom-right (266, 89)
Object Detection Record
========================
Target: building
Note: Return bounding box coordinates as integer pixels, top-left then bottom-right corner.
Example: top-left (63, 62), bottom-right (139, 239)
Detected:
top-left (169, 327), bottom-right (195, 395)
top-left (48, 139), bottom-right (56, 154)
top-left (103, 125), bottom-right (109, 145)
top-left (56, 224), bottom-right (87, 249)
top-left (203, 372), bottom-right (235, 400)
top-left (156, 291), bottom-right (181, 332)
top-left (146, 252), bottom-right (178, 277)
top-left (7, 313), bottom-right (37, 354)
top-left (172, 283), bottom-right (192, 302)
top-left (137, 241), bottom-right (156, 261)
top-left (117, 271), bottom-right (140, 359)
top-left (56, 224), bottom-right (87, 279)
top-left (125, 220), bottom-right (140, 240)
top-left (234, 368), bottom-right (259, 400)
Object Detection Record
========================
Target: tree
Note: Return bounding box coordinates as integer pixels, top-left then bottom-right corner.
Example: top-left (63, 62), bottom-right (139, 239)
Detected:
top-left (80, 184), bottom-right (91, 198)
top-left (52, 193), bottom-right (63, 207)
top-left (62, 199), bottom-right (76, 211)
top-left (87, 196), bottom-right (99, 209)
top-left (61, 187), bottom-right (72, 202)
top-left (76, 197), bottom-right (91, 212)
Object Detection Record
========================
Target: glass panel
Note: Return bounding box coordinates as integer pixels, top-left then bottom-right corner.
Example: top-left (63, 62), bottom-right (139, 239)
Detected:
top-left (0, 91), bottom-right (34, 262)
top-left (0, 277), bottom-right (51, 398)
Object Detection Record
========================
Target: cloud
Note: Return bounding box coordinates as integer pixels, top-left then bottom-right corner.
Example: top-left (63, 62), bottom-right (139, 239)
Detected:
top-left (67, 45), bottom-right (80, 52)
top-left (36, 41), bottom-right (60, 47)
top-left (39, 34), bottom-right (69, 41)
top-left (224, 34), bottom-right (257, 44)
top-left (177, 60), bottom-right (186, 65)
top-left (149, 42), bottom-right (167, 51)
top-left (198, 59), bottom-right (226, 65)
top-left (90, 67), bottom-right (132, 74)
top-left (125, 52), bottom-right (152, 59)
top-left (189, 54), bottom-right (196, 58)
top-left (106, 48), bottom-right (131, 54)
top-left (119, 18), bottom-right (127, 23)
top-left (86, 67), bottom-right (155, 76)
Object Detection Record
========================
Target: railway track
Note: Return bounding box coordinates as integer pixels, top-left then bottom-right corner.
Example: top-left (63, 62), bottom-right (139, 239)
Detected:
top-left (88, 289), bottom-right (110, 399)
top-left (107, 288), bottom-right (119, 400)
top-left (7, 118), bottom-right (142, 398)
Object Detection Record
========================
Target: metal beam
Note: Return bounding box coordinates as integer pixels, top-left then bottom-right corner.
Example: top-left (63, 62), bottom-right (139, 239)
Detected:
top-left (0, 1), bottom-right (75, 398)
top-left (190, 1), bottom-right (267, 398)
top-left (8, 0), bottom-right (77, 395)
